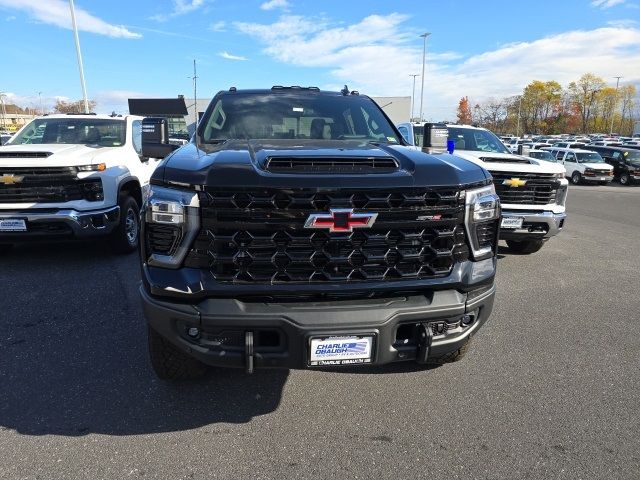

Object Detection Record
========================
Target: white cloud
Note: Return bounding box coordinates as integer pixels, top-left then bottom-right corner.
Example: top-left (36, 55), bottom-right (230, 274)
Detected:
top-left (591, 0), bottom-right (626, 8)
top-left (607, 19), bottom-right (638, 26)
top-left (235, 14), bottom-right (640, 120)
top-left (0, 0), bottom-right (140, 38)
top-left (219, 51), bottom-right (248, 61)
top-left (5, 15), bottom-right (16, 21)
top-left (260, 0), bottom-right (290, 11)
top-left (210, 20), bottom-right (226, 32)
top-left (151, 0), bottom-right (209, 22)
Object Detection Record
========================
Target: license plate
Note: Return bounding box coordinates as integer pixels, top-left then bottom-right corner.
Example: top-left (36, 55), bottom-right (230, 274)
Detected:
top-left (0, 219), bottom-right (26, 232)
top-left (309, 335), bottom-right (373, 366)
top-left (501, 217), bottom-right (523, 229)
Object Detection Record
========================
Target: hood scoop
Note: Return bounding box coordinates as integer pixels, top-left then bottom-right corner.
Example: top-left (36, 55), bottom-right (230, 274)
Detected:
top-left (265, 156), bottom-right (399, 174)
top-left (0, 151), bottom-right (53, 158)
top-left (479, 156), bottom-right (531, 164)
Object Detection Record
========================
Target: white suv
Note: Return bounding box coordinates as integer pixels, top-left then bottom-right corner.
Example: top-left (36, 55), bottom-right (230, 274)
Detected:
top-left (0, 114), bottom-right (163, 253)
top-left (542, 147), bottom-right (613, 185)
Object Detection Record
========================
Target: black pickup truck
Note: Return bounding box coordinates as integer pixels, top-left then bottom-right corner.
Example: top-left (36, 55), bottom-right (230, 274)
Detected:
top-left (139, 87), bottom-right (499, 379)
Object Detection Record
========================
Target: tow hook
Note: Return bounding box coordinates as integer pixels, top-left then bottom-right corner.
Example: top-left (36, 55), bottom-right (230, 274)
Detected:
top-left (245, 331), bottom-right (254, 374)
top-left (416, 323), bottom-right (433, 364)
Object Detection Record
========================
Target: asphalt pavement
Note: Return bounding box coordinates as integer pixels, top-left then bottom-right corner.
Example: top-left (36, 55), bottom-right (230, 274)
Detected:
top-left (1, 184), bottom-right (639, 479)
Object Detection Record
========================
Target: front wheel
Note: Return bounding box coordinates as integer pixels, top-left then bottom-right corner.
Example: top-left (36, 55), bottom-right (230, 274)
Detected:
top-left (571, 172), bottom-right (582, 185)
top-left (619, 173), bottom-right (630, 185)
top-left (428, 340), bottom-right (471, 366)
top-left (507, 239), bottom-right (545, 254)
top-left (110, 196), bottom-right (140, 254)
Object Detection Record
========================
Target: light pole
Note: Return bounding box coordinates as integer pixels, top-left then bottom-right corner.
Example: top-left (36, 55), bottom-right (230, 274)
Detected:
top-left (0, 93), bottom-right (6, 131)
top-left (69, 0), bottom-right (89, 113)
top-left (516, 95), bottom-right (522, 137)
top-left (610, 76), bottom-right (622, 135)
top-left (409, 74), bottom-right (419, 122)
top-left (38, 91), bottom-right (43, 116)
top-left (418, 32), bottom-right (430, 122)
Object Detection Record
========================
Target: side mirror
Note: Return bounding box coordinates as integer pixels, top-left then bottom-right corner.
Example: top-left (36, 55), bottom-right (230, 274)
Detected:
top-left (141, 117), bottom-right (179, 159)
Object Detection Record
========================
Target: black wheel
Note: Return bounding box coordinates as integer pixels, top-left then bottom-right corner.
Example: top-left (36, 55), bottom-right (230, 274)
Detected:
top-left (506, 239), bottom-right (545, 254)
top-left (110, 195), bottom-right (140, 254)
top-left (0, 244), bottom-right (13, 254)
top-left (148, 327), bottom-right (207, 380)
top-left (571, 172), bottom-right (582, 185)
top-left (428, 340), bottom-right (471, 365)
top-left (619, 173), bottom-right (630, 186)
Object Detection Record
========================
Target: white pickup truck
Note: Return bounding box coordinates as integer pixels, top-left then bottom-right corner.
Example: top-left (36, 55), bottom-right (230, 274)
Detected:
top-left (397, 122), bottom-right (568, 254)
top-left (0, 114), bottom-right (162, 253)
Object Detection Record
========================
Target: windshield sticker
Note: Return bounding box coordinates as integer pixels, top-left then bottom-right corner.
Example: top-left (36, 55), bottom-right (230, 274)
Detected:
top-left (387, 137), bottom-right (397, 142)
top-left (292, 107), bottom-right (304, 112)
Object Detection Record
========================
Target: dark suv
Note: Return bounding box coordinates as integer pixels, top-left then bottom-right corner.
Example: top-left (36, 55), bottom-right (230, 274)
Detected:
top-left (585, 145), bottom-right (640, 185)
top-left (139, 87), bottom-right (499, 379)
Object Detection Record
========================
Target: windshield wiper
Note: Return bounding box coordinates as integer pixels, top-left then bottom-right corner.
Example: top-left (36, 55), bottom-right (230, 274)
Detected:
top-left (205, 139), bottom-right (228, 145)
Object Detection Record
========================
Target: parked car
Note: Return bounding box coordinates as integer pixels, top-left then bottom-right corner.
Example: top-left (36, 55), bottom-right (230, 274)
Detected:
top-left (399, 122), bottom-right (568, 254)
top-left (552, 142), bottom-right (587, 149)
top-left (139, 87), bottom-right (499, 378)
top-left (583, 145), bottom-right (640, 185)
top-left (0, 114), bottom-right (160, 253)
top-left (542, 147), bottom-right (613, 185)
top-left (528, 149), bottom-right (558, 163)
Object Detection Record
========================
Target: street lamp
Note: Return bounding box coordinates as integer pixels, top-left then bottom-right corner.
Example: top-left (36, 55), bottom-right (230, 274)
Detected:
top-left (409, 74), bottom-right (419, 122)
top-left (38, 91), bottom-right (43, 116)
top-left (0, 93), bottom-right (7, 131)
top-left (610, 76), bottom-right (622, 135)
top-left (69, 0), bottom-right (90, 113)
top-left (418, 32), bottom-right (431, 122)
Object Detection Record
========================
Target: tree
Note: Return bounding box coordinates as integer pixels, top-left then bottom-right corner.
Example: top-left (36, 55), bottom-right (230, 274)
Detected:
top-left (456, 96), bottom-right (472, 124)
top-left (618, 85), bottom-right (637, 135)
top-left (54, 99), bottom-right (97, 114)
top-left (568, 73), bottom-right (606, 133)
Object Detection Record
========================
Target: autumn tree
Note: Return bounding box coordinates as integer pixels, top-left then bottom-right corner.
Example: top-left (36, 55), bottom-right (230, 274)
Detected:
top-left (568, 73), bottom-right (606, 133)
top-left (456, 96), bottom-right (472, 124)
top-left (54, 99), bottom-right (97, 114)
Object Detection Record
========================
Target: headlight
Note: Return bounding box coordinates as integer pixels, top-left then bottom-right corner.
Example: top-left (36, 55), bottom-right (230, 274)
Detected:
top-left (77, 163), bottom-right (106, 172)
top-left (464, 184), bottom-right (500, 261)
top-left (553, 172), bottom-right (564, 179)
top-left (144, 185), bottom-right (200, 268)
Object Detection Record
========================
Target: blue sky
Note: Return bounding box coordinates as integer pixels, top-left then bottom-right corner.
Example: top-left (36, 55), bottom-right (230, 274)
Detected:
top-left (0, 0), bottom-right (639, 120)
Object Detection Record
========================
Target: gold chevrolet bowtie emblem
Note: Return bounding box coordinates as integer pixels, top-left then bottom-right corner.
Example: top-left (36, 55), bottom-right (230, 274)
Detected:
top-left (502, 177), bottom-right (527, 187)
top-left (0, 174), bottom-right (25, 185)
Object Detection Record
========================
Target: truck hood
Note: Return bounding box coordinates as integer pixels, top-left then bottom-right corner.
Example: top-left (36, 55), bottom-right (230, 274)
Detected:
top-left (582, 163), bottom-right (613, 171)
top-left (453, 150), bottom-right (565, 174)
top-left (156, 139), bottom-right (490, 189)
top-left (0, 143), bottom-right (116, 168)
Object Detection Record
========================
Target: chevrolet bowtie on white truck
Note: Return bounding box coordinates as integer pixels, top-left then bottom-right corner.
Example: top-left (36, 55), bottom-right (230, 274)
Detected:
top-left (139, 87), bottom-right (500, 379)
top-left (0, 114), bottom-right (162, 253)
top-left (398, 122), bottom-right (568, 254)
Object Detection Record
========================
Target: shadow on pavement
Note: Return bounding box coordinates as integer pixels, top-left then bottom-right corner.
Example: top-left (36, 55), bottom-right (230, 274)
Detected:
top-left (0, 243), bottom-right (288, 437)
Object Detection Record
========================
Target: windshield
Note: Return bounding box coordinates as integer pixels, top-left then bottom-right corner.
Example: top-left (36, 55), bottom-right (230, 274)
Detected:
top-left (9, 118), bottom-right (126, 147)
top-left (447, 127), bottom-right (510, 153)
top-left (530, 151), bottom-right (555, 161)
top-left (576, 152), bottom-right (604, 163)
top-left (623, 150), bottom-right (640, 162)
top-left (200, 92), bottom-right (400, 143)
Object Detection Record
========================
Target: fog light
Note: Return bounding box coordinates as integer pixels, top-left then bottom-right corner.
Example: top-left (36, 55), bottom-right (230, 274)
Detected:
top-left (187, 327), bottom-right (200, 338)
top-left (461, 314), bottom-right (474, 326)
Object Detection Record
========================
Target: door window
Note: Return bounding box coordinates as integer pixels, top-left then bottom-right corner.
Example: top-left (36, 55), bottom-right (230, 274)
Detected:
top-left (132, 120), bottom-right (142, 154)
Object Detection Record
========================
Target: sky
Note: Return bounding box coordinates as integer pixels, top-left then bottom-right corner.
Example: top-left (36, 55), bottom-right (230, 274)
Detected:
top-left (0, 0), bottom-right (639, 120)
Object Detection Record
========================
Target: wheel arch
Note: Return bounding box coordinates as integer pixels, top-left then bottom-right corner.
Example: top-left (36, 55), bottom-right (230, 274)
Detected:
top-left (118, 177), bottom-right (142, 207)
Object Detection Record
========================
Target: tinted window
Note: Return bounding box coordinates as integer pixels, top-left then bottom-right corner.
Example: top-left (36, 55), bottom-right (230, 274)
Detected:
top-left (576, 152), bottom-right (604, 163)
top-left (529, 151), bottom-right (555, 161)
top-left (11, 118), bottom-right (126, 147)
top-left (413, 126), bottom-right (424, 148)
top-left (200, 93), bottom-right (400, 143)
top-left (397, 125), bottom-right (411, 144)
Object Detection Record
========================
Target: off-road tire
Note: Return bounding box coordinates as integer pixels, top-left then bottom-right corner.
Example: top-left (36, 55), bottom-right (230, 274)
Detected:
top-left (110, 195), bottom-right (140, 254)
top-left (571, 172), bottom-right (581, 185)
top-left (148, 327), bottom-right (207, 380)
top-left (428, 340), bottom-right (471, 365)
top-left (507, 239), bottom-right (545, 254)
top-left (619, 173), bottom-right (630, 186)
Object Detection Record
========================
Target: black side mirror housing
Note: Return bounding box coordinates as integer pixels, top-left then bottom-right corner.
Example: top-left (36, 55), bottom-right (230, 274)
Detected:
top-left (141, 117), bottom-right (179, 159)
top-left (421, 123), bottom-right (448, 153)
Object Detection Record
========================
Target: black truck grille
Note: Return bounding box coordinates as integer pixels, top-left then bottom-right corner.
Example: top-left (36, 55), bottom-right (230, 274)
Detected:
top-left (491, 172), bottom-right (559, 205)
top-left (266, 156), bottom-right (399, 174)
top-left (0, 166), bottom-right (102, 203)
top-left (184, 188), bottom-right (470, 284)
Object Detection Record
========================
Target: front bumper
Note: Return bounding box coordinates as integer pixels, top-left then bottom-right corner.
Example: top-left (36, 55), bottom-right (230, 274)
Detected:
top-left (141, 283), bottom-right (495, 370)
top-left (499, 210), bottom-right (566, 240)
top-left (581, 174), bottom-right (613, 183)
top-left (0, 206), bottom-right (120, 240)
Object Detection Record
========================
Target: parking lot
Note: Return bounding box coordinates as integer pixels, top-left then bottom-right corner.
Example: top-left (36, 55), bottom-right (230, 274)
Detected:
top-left (0, 184), bottom-right (639, 479)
